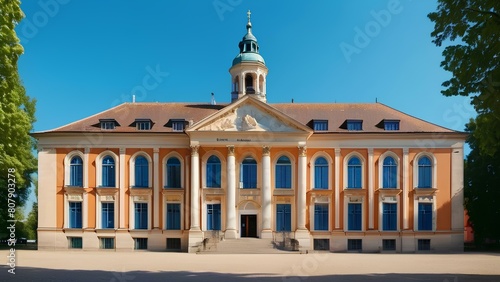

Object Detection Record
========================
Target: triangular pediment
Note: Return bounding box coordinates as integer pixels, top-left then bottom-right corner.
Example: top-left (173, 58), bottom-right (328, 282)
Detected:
top-left (187, 96), bottom-right (312, 133)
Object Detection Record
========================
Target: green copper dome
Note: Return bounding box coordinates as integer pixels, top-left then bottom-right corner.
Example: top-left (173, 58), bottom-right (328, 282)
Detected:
top-left (232, 10), bottom-right (265, 67)
top-left (232, 52), bottom-right (265, 66)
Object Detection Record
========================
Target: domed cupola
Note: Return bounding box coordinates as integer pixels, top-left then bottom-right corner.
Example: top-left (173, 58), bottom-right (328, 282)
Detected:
top-left (230, 10), bottom-right (268, 103)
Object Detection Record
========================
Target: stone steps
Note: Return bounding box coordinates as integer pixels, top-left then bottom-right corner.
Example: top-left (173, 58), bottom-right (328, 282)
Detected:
top-left (199, 238), bottom-right (293, 254)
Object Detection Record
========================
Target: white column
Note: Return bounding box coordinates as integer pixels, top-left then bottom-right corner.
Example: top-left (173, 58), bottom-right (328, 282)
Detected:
top-left (226, 146), bottom-right (237, 238)
top-left (368, 148), bottom-right (374, 230)
top-left (190, 145), bottom-right (200, 230)
top-left (334, 148), bottom-right (341, 229)
top-left (83, 148), bottom-right (90, 188)
top-left (184, 156), bottom-right (190, 230)
top-left (402, 148), bottom-right (409, 230)
top-left (153, 148), bottom-right (160, 229)
top-left (119, 148), bottom-right (126, 229)
top-left (261, 146), bottom-right (272, 238)
top-left (297, 146), bottom-right (307, 230)
top-left (451, 146), bottom-right (464, 230)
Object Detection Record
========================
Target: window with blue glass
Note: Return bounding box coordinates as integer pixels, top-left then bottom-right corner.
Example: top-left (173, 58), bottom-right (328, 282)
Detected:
top-left (166, 203), bottom-right (181, 230)
top-left (166, 157), bottom-right (181, 188)
top-left (101, 202), bottom-right (114, 229)
top-left (240, 157), bottom-right (257, 188)
top-left (382, 203), bottom-right (397, 231)
top-left (382, 156), bottom-right (397, 188)
top-left (134, 156), bottom-right (149, 187)
top-left (101, 156), bottom-right (115, 187)
top-left (418, 156), bottom-right (432, 188)
top-left (418, 203), bottom-right (433, 230)
top-left (314, 204), bottom-right (329, 231)
top-left (313, 120), bottom-right (328, 131)
top-left (314, 157), bottom-right (328, 189)
top-left (275, 156), bottom-right (291, 188)
top-left (384, 120), bottom-right (400, 130)
top-left (69, 202), bottom-right (82, 228)
top-left (347, 156), bottom-right (362, 188)
top-left (134, 203), bottom-right (148, 229)
top-left (276, 204), bottom-right (291, 231)
top-left (347, 203), bottom-right (362, 231)
top-left (347, 120), bottom-right (363, 131)
top-left (70, 156), bottom-right (83, 187)
top-left (206, 155), bottom-right (221, 188)
top-left (207, 204), bottom-right (221, 230)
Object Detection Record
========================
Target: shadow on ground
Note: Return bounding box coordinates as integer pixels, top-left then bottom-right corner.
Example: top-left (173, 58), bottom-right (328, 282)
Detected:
top-left (0, 268), bottom-right (499, 282)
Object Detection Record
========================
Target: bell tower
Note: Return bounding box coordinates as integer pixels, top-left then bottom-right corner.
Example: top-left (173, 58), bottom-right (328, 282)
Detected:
top-left (230, 10), bottom-right (268, 103)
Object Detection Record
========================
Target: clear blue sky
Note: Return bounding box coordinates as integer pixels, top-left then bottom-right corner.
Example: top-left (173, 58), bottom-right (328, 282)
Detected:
top-left (17, 0), bottom-right (474, 213)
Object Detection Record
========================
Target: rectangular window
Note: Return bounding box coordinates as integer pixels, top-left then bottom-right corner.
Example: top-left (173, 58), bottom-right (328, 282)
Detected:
top-left (313, 239), bottom-right (330, 251)
top-left (136, 121), bottom-right (151, 130)
top-left (347, 120), bottom-right (363, 131)
top-left (134, 238), bottom-right (148, 250)
top-left (384, 120), bottom-right (400, 130)
top-left (100, 237), bottom-right (115, 249)
top-left (69, 201), bottom-right (82, 228)
top-left (166, 203), bottom-right (181, 230)
top-left (382, 239), bottom-right (396, 251)
top-left (207, 204), bottom-right (221, 230)
top-left (418, 239), bottom-right (431, 251)
top-left (101, 202), bottom-right (115, 229)
top-left (276, 204), bottom-right (291, 232)
top-left (313, 120), bottom-right (328, 131)
top-left (418, 203), bottom-right (433, 231)
top-left (166, 238), bottom-right (181, 250)
top-left (172, 121), bottom-right (184, 132)
top-left (69, 237), bottom-right (82, 249)
top-left (347, 239), bottom-right (362, 251)
top-left (314, 204), bottom-right (329, 231)
top-left (134, 203), bottom-right (148, 229)
top-left (347, 203), bottom-right (362, 231)
top-left (101, 121), bottom-right (115, 130)
top-left (382, 203), bottom-right (397, 231)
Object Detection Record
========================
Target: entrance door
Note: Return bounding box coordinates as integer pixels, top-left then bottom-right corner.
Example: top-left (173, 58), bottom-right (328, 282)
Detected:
top-left (240, 215), bottom-right (257, 237)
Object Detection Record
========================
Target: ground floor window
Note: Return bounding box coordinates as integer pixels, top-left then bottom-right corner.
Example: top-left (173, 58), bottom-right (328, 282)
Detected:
top-left (418, 203), bottom-right (433, 231)
top-left (100, 237), bottom-right (115, 249)
top-left (313, 239), bottom-right (330, 250)
top-left (347, 203), bottom-right (362, 231)
top-left (382, 239), bottom-right (396, 251)
top-left (166, 203), bottom-right (181, 230)
top-left (134, 203), bottom-right (148, 229)
top-left (347, 239), bottom-right (362, 252)
top-left (134, 238), bottom-right (148, 250)
top-left (69, 201), bottom-right (82, 228)
top-left (382, 203), bottom-right (397, 231)
top-left (207, 204), bottom-right (221, 230)
top-left (418, 239), bottom-right (431, 251)
top-left (102, 202), bottom-right (115, 229)
top-left (314, 204), bottom-right (329, 231)
top-left (68, 237), bottom-right (82, 249)
top-left (166, 238), bottom-right (181, 250)
top-left (276, 204), bottom-right (291, 232)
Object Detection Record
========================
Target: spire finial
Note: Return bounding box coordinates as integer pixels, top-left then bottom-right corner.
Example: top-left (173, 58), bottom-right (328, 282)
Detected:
top-left (247, 10), bottom-right (251, 23)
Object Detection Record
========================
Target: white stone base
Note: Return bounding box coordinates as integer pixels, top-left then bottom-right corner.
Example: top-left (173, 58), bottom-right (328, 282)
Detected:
top-left (260, 229), bottom-right (273, 239)
top-left (188, 229), bottom-right (204, 253)
top-left (225, 229), bottom-right (238, 239)
top-left (295, 229), bottom-right (311, 250)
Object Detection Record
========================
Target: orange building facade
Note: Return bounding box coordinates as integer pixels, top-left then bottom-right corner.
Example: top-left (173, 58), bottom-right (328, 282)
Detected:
top-left (35, 13), bottom-right (466, 253)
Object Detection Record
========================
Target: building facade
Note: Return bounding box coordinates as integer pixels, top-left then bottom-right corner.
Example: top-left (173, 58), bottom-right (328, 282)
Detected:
top-left (35, 13), bottom-right (465, 252)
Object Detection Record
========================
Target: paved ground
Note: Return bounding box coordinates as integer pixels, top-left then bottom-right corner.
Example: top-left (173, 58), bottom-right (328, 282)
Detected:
top-left (1, 250), bottom-right (500, 281)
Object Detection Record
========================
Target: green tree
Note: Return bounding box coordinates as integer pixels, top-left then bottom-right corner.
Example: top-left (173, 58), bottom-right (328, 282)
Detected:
top-left (428, 1), bottom-right (500, 156)
top-left (0, 0), bottom-right (37, 235)
top-left (464, 120), bottom-right (500, 246)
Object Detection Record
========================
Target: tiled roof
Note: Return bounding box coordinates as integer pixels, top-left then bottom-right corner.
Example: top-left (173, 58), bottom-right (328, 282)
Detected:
top-left (35, 101), bottom-right (458, 134)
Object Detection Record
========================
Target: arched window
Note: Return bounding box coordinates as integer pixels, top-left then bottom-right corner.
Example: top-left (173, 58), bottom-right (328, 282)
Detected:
top-left (382, 156), bottom-right (397, 188)
top-left (245, 74), bottom-right (254, 93)
top-left (347, 157), bottom-right (362, 188)
top-left (275, 156), bottom-right (291, 188)
top-left (206, 155), bottom-right (221, 188)
top-left (166, 157), bottom-right (181, 188)
top-left (418, 156), bottom-right (432, 188)
top-left (102, 156), bottom-right (116, 187)
top-left (70, 156), bottom-right (83, 187)
top-left (240, 156), bottom-right (257, 188)
top-left (134, 156), bottom-right (149, 188)
top-left (314, 157), bottom-right (328, 189)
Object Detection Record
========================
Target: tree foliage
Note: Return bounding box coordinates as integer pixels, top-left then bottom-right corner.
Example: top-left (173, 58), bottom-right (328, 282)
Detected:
top-left (464, 120), bottom-right (500, 245)
top-left (0, 0), bottom-right (37, 234)
top-left (428, 0), bottom-right (500, 155)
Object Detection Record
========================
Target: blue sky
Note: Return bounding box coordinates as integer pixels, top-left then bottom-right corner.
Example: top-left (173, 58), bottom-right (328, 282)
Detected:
top-left (17, 1), bottom-right (474, 212)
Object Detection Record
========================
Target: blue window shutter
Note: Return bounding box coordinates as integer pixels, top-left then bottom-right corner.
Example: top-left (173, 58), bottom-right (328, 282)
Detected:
top-left (276, 204), bottom-right (291, 231)
top-left (418, 203), bottom-right (432, 230)
top-left (382, 203), bottom-right (397, 231)
top-left (70, 156), bottom-right (83, 186)
top-left (348, 203), bottom-right (362, 231)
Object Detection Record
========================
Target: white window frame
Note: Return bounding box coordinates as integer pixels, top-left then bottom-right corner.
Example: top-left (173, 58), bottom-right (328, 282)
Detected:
top-left (310, 196), bottom-right (331, 232)
top-left (64, 150), bottom-right (86, 187)
top-left (129, 152), bottom-right (152, 188)
top-left (96, 195), bottom-right (117, 230)
top-left (310, 152), bottom-right (333, 190)
top-left (129, 195), bottom-right (152, 230)
top-left (343, 152), bottom-right (365, 189)
top-left (163, 152), bottom-right (185, 189)
top-left (64, 193), bottom-right (84, 229)
top-left (164, 200), bottom-right (183, 231)
top-left (378, 195), bottom-right (400, 232)
top-left (378, 151), bottom-right (400, 189)
top-left (413, 152), bottom-right (437, 189)
top-left (96, 150), bottom-right (119, 188)
top-left (237, 153), bottom-right (259, 189)
top-left (272, 152), bottom-right (295, 190)
top-left (413, 195), bottom-right (437, 232)
top-left (343, 196), bottom-right (365, 232)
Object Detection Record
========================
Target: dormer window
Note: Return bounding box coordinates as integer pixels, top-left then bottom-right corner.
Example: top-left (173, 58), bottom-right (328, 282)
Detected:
top-left (312, 120), bottom-right (328, 131)
top-left (347, 120), bottom-right (363, 131)
top-left (383, 120), bottom-right (400, 131)
top-left (136, 120), bottom-right (151, 130)
top-left (100, 119), bottom-right (118, 130)
top-left (165, 119), bottom-right (186, 132)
